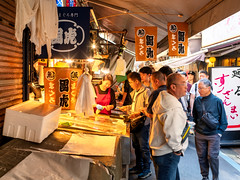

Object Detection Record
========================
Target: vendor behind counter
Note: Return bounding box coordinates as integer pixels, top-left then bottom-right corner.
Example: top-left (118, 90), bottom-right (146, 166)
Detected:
top-left (94, 74), bottom-right (116, 115)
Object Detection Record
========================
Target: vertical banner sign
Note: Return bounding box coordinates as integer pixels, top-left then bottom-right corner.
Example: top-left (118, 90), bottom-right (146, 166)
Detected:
top-left (168, 22), bottom-right (188, 56)
top-left (135, 26), bottom-right (157, 61)
top-left (39, 7), bottom-right (90, 59)
top-left (44, 68), bottom-right (83, 110)
top-left (212, 67), bottom-right (240, 131)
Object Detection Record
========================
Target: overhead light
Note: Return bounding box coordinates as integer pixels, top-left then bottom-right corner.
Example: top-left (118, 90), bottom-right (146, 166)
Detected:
top-left (178, 14), bottom-right (183, 18)
top-left (101, 68), bottom-right (110, 74)
top-left (87, 58), bottom-right (94, 62)
top-left (92, 43), bottom-right (96, 49)
top-left (65, 59), bottom-right (73, 63)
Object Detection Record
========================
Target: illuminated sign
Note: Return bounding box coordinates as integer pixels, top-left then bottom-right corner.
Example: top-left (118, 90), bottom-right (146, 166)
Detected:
top-left (44, 68), bottom-right (82, 110)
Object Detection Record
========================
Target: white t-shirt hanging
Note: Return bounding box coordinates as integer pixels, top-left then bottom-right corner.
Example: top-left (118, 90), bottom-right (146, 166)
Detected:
top-left (115, 56), bottom-right (126, 76)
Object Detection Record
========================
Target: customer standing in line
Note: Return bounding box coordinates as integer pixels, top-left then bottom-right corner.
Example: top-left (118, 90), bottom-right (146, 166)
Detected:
top-left (126, 72), bottom-right (152, 179)
top-left (145, 71), bottom-right (167, 118)
top-left (139, 66), bottom-right (153, 92)
top-left (150, 73), bottom-right (189, 180)
top-left (193, 78), bottom-right (228, 180)
top-left (190, 70), bottom-right (209, 115)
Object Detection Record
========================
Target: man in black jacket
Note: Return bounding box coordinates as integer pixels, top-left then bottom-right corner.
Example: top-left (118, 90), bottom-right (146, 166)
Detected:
top-left (193, 78), bottom-right (228, 180)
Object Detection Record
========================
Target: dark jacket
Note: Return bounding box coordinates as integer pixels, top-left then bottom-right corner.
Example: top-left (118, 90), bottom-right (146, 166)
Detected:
top-left (193, 93), bottom-right (228, 135)
top-left (147, 85), bottom-right (167, 115)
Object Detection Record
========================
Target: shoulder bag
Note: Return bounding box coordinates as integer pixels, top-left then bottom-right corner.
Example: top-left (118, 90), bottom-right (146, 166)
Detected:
top-left (201, 101), bottom-right (219, 130)
top-left (130, 115), bottom-right (146, 133)
top-left (181, 121), bottom-right (190, 144)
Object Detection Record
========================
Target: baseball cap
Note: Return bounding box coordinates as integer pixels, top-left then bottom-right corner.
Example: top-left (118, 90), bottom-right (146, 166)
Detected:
top-left (188, 71), bottom-right (195, 75)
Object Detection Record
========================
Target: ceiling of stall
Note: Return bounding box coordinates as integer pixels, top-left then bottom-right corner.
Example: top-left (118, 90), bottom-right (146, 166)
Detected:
top-left (77, 0), bottom-right (240, 54)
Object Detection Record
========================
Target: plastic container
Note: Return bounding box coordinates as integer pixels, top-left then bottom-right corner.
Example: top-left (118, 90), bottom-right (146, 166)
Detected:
top-left (3, 101), bottom-right (61, 143)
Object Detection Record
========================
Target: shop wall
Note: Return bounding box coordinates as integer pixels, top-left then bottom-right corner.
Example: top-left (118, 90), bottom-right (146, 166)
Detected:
top-left (0, 0), bottom-right (23, 143)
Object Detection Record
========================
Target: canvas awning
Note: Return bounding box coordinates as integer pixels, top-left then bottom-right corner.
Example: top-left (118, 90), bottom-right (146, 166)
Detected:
top-left (153, 50), bottom-right (207, 70)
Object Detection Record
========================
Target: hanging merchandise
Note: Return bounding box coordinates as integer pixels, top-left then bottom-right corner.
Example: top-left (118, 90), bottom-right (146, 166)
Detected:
top-left (15, 0), bottom-right (58, 59)
top-left (114, 56), bottom-right (126, 76)
top-left (75, 68), bottom-right (96, 116)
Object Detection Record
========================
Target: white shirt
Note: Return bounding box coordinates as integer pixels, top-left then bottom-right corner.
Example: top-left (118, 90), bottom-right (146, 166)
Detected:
top-left (190, 82), bottom-right (200, 97)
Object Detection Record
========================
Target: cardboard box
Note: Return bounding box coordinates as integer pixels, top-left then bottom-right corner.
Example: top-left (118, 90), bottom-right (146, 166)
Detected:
top-left (3, 101), bottom-right (61, 143)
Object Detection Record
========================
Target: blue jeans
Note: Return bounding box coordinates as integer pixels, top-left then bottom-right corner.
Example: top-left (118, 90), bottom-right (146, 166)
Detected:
top-left (195, 132), bottom-right (220, 180)
top-left (153, 152), bottom-right (180, 180)
top-left (132, 124), bottom-right (151, 170)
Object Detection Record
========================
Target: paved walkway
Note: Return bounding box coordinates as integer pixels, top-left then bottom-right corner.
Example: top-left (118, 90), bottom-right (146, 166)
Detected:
top-left (129, 134), bottom-right (240, 180)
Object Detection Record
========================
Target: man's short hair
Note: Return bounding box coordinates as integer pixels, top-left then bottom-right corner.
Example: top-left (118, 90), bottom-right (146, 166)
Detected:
top-left (152, 71), bottom-right (165, 81)
top-left (166, 73), bottom-right (182, 90)
top-left (127, 72), bottom-right (141, 82)
top-left (179, 71), bottom-right (187, 77)
top-left (139, 66), bottom-right (152, 75)
top-left (158, 65), bottom-right (173, 76)
top-left (126, 70), bottom-right (132, 76)
top-left (199, 78), bottom-right (212, 89)
top-left (199, 70), bottom-right (208, 76)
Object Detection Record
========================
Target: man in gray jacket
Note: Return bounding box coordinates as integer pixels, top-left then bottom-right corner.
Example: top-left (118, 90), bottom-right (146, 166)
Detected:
top-left (150, 73), bottom-right (188, 180)
top-left (127, 72), bottom-right (152, 179)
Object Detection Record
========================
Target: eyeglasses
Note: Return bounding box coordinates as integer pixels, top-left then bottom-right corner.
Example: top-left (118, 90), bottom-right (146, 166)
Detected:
top-left (172, 82), bottom-right (187, 86)
top-left (198, 87), bottom-right (208, 90)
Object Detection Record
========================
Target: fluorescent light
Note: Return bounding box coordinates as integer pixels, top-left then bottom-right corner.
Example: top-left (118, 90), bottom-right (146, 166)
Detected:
top-left (65, 59), bottom-right (73, 63)
top-left (87, 58), bottom-right (94, 62)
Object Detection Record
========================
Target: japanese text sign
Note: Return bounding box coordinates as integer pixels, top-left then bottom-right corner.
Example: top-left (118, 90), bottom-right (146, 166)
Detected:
top-left (212, 67), bottom-right (240, 130)
top-left (44, 67), bottom-right (82, 110)
top-left (39, 7), bottom-right (90, 59)
top-left (168, 22), bottom-right (188, 56)
top-left (135, 26), bottom-right (157, 61)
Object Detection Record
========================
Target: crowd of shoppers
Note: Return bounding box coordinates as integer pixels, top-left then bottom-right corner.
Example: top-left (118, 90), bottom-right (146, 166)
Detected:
top-left (95, 66), bottom-right (228, 180)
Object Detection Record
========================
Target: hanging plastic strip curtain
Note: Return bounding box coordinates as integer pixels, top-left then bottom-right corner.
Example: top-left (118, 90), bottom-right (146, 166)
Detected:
top-left (56, 0), bottom-right (63, 7)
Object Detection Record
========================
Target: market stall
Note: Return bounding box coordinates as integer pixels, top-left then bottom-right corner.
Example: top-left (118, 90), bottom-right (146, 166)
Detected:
top-left (0, 111), bottom-right (130, 180)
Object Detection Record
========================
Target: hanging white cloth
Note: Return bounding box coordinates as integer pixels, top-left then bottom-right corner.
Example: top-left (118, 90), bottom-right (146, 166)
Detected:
top-left (114, 56), bottom-right (126, 76)
top-left (75, 71), bottom-right (96, 116)
top-left (15, 0), bottom-right (58, 58)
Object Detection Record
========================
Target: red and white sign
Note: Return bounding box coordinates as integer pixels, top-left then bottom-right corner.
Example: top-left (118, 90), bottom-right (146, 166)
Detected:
top-left (212, 67), bottom-right (240, 130)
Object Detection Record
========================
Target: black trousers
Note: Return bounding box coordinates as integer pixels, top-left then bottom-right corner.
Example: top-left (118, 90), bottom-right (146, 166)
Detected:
top-left (195, 132), bottom-right (220, 180)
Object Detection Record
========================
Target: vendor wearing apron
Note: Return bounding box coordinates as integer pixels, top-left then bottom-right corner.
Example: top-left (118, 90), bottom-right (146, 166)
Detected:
top-left (94, 74), bottom-right (116, 115)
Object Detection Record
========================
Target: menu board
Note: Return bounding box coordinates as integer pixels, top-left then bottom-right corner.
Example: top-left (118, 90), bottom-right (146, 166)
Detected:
top-left (211, 67), bottom-right (240, 131)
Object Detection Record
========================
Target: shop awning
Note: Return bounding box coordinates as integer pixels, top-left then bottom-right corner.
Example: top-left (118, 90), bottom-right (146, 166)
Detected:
top-left (153, 50), bottom-right (207, 70)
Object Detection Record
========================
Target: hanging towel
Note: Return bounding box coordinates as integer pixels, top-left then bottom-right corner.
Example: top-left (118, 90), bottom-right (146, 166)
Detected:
top-left (15, 0), bottom-right (58, 58)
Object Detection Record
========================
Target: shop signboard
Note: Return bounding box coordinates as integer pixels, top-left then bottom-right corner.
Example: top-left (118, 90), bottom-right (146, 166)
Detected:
top-left (135, 26), bottom-right (157, 61)
top-left (44, 68), bottom-right (82, 110)
top-left (211, 67), bottom-right (240, 131)
top-left (39, 7), bottom-right (90, 59)
top-left (202, 11), bottom-right (240, 48)
top-left (168, 22), bottom-right (188, 56)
